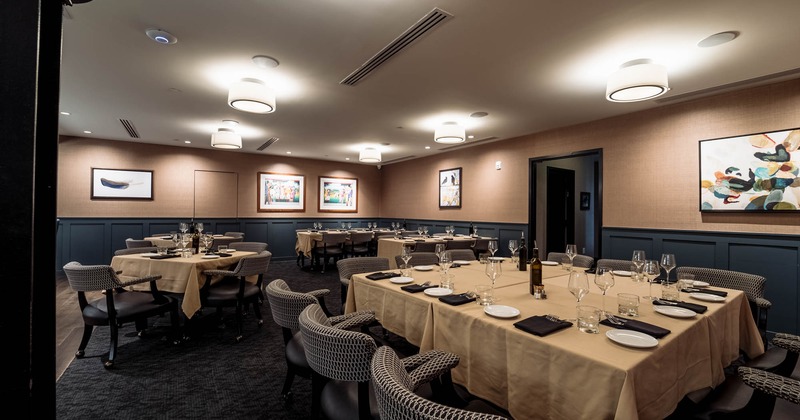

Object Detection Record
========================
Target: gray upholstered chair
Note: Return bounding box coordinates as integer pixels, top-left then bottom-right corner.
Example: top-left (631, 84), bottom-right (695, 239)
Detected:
top-left (200, 251), bottom-right (271, 342)
top-left (125, 238), bottom-right (153, 248)
top-left (114, 246), bottom-right (157, 255)
top-left (547, 252), bottom-right (594, 268)
top-left (371, 346), bottom-right (509, 420)
top-left (596, 258), bottom-right (636, 272)
top-left (62, 261), bottom-right (181, 368)
top-left (299, 303), bottom-right (461, 420)
top-left (395, 252), bottom-right (440, 269)
top-left (224, 231), bottom-right (245, 239)
top-left (232, 241), bottom-right (268, 253)
top-left (264, 279), bottom-right (333, 402)
top-left (470, 238), bottom-right (490, 258)
top-left (210, 236), bottom-right (243, 250)
top-left (311, 231), bottom-right (348, 273)
top-left (337, 257), bottom-right (390, 308)
top-left (447, 238), bottom-right (475, 250)
top-left (347, 231), bottom-right (375, 258)
top-left (412, 241), bottom-right (444, 253)
top-left (445, 249), bottom-right (478, 261)
top-left (676, 266), bottom-right (771, 345)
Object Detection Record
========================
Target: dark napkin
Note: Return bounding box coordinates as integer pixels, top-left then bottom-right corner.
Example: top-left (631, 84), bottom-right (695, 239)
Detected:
top-left (160, 236), bottom-right (173, 239)
top-left (401, 284), bottom-right (437, 293)
top-left (149, 254), bottom-right (180, 260)
top-left (365, 272), bottom-right (402, 281)
top-left (450, 263), bottom-right (461, 268)
top-left (680, 288), bottom-right (728, 297)
top-left (513, 316), bottom-right (573, 337)
top-left (600, 318), bottom-right (671, 338)
top-left (438, 294), bottom-right (476, 306)
top-left (653, 299), bottom-right (708, 314)
top-left (414, 239), bottom-right (426, 242)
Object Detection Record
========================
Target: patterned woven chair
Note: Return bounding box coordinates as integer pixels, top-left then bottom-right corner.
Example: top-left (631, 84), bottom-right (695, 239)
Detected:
top-left (299, 303), bottom-right (462, 420)
top-left (395, 252), bottom-right (440, 269)
top-left (224, 231), bottom-right (245, 239)
top-left (676, 266), bottom-right (771, 345)
top-left (547, 252), bottom-right (594, 269)
top-left (231, 241), bottom-right (268, 253)
top-left (311, 231), bottom-right (348, 273)
top-left (199, 251), bottom-right (271, 342)
top-left (412, 241), bottom-right (444, 253)
top-left (371, 346), bottom-right (509, 420)
top-left (125, 238), bottom-right (153, 248)
top-left (62, 261), bottom-right (181, 368)
top-left (337, 257), bottom-right (390, 308)
top-left (596, 258), bottom-right (636, 272)
top-left (348, 231), bottom-right (375, 258)
top-left (445, 249), bottom-right (478, 262)
top-left (210, 236), bottom-right (244, 251)
top-left (264, 279), bottom-right (333, 402)
top-left (114, 246), bottom-right (157, 255)
top-left (447, 238), bottom-right (475, 250)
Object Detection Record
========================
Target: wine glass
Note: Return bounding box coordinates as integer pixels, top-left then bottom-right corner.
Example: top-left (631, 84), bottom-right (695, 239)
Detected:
top-left (434, 243), bottom-right (446, 261)
top-left (172, 233), bottom-right (182, 249)
top-left (631, 250), bottom-right (646, 282)
top-left (439, 251), bottom-right (453, 276)
top-left (417, 227), bottom-right (424, 236)
top-left (195, 222), bottom-right (204, 235)
top-left (642, 260), bottom-right (661, 301)
top-left (423, 226), bottom-right (429, 237)
top-left (568, 270), bottom-right (590, 320)
top-left (201, 234), bottom-right (213, 253)
top-left (179, 222), bottom-right (189, 234)
top-left (660, 253), bottom-right (676, 284)
top-left (508, 240), bottom-right (519, 262)
top-left (179, 233), bottom-right (190, 256)
top-left (594, 267), bottom-right (615, 315)
top-left (484, 259), bottom-right (503, 294)
top-left (400, 245), bottom-right (412, 269)
top-left (347, 222), bottom-right (352, 230)
top-left (487, 240), bottom-right (498, 257)
top-left (565, 244), bottom-right (577, 270)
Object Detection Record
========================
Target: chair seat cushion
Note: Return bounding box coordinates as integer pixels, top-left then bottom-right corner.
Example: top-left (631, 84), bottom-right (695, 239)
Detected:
top-left (286, 332), bottom-right (310, 370)
top-left (84, 292), bottom-right (176, 325)
top-left (204, 281), bottom-right (261, 305)
top-left (321, 380), bottom-right (379, 420)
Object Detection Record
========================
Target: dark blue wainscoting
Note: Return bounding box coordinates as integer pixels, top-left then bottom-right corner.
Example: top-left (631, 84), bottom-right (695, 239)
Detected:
top-left (602, 227), bottom-right (800, 336)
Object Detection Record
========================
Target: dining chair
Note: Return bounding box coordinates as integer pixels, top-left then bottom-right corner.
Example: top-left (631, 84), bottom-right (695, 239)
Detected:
top-left (264, 279), bottom-right (334, 402)
top-left (299, 303), bottom-right (463, 420)
top-left (547, 252), bottom-right (594, 268)
top-left (62, 261), bottom-right (181, 368)
top-left (447, 238), bottom-right (475, 250)
top-left (370, 346), bottom-right (510, 420)
top-left (470, 238), bottom-right (491, 258)
top-left (395, 252), bottom-right (439, 269)
top-left (311, 231), bottom-right (348, 273)
top-left (676, 266), bottom-right (771, 346)
top-left (232, 241), bottom-right (268, 253)
top-left (224, 231), bottom-right (245, 239)
top-left (114, 246), bottom-right (157, 255)
top-left (337, 257), bottom-right (391, 309)
top-left (210, 236), bottom-right (244, 250)
top-left (125, 238), bottom-right (153, 248)
top-left (596, 258), bottom-right (636, 272)
top-left (347, 231), bottom-right (375, 258)
top-left (411, 241), bottom-right (443, 253)
top-left (199, 251), bottom-right (272, 342)
top-left (445, 249), bottom-right (478, 261)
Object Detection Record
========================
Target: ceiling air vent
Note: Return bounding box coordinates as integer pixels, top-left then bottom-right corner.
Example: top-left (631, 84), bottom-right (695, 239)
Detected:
top-left (119, 119), bottom-right (139, 138)
top-left (340, 8), bottom-right (453, 86)
top-left (257, 137), bottom-right (279, 151)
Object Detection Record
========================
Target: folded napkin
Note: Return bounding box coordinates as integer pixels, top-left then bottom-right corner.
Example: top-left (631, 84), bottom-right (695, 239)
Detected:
top-left (680, 288), bottom-right (728, 297)
top-left (150, 254), bottom-right (180, 260)
top-left (450, 263), bottom-right (461, 268)
top-left (600, 318), bottom-right (671, 339)
top-left (513, 316), bottom-right (573, 337)
top-left (653, 299), bottom-right (708, 314)
top-left (160, 236), bottom-right (173, 239)
top-left (438, 294), bottom-right (476, 306)
top-left (401, 284), bottom-right (437, 293)
top-left (365, 272), bottom-right (401, 281)
top-left (414, 239), bottom-right (426, 242)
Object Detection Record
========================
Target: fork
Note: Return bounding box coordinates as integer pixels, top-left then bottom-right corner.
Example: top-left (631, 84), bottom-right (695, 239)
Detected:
top-left (655, 299), bottom-right (678, 306)
top-left (606, 314), bottom-right (627, 325)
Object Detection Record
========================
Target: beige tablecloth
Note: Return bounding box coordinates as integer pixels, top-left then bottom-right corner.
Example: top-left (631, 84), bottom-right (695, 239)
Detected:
top-left (144, 235), bottom-right (237, 249)
top-left (111, 251), bottom-right (255, 317)
top-left (377, 236), bottom-right (485, 268)
top-left (346, 263), bottom-right (764, 420)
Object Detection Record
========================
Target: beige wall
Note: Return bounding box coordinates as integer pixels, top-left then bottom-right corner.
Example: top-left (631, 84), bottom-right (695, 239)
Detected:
top-left (381, 79), bottom-right (800, 235)
top-left (57, 138), bottom-right (382, 218)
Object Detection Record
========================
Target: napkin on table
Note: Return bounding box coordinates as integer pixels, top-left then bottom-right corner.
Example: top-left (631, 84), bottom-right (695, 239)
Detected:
top-left (149, 254), bottom-right (180, 260)
top-left (653, 299), bottom-right (708, 313)
top-left (438, 294), bottom-right (476, 306)
top-left (599, 318), bottom-right (671, 338)
top-left (513, 315), bottom-right (573, 337)
top-left (401, 284), bottom-right (437, 293)
top-left (680, 288), bottom-right (728, 297)
top-left (365, 272), bottom-right (401, 281)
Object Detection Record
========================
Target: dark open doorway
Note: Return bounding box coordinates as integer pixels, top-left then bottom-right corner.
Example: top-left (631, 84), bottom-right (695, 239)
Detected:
top-left (545, 167), bottom-right (575, 257)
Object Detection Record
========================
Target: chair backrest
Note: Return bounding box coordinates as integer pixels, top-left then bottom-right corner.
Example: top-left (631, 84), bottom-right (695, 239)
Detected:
top-left (349, 231), bottom-right (374, 245)
top-left (62, 261), bottom-right (122, 292)
top-left (228, 252), bottom-right (272, 277)
top-left (395, 252), bottom-right (439, 268)
top-left (337, 257), bottom-right (390, 284)
top-left (676, 266), bottom-right (766, 303)
top-left (212, 236), bottom-right (244, 249)
top-left (125, 238), bottom-right (153, 248)
top-left (547, 252), bottom-right (594, 268)
top-left (233, 241), bottom-right (268, 253)
top-left (412, 241), bottom-right (443, 253)
top-left (596, 258), bottom-right (635, 272)
top-left (447, 239), bottom-right (475, 250)
top-left (224, 231), bottom-right (245, 238)
top-left (114, 246), bottom-right (157, 255)
top-left (446, 249), bottom-right (478, 261)
top-left (320, 231), bottom-right (348, 246)
top-left (371, 346), bottom-right (507, 420)
top-left (265, 279), bottom-right (320, 330)
top-left (299, 303), bottom-right (377, 382)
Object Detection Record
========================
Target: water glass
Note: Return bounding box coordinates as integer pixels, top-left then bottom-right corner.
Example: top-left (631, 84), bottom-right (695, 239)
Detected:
top-left (439, 273), bottom-right (455, 291)
top-left (562, 257), bottom-right (573, 272)
top-left (475, 285), bottom-right (493, 306)
top-left (218, 245), bottom-right (228, 254)
top-left (617, 293), bottom-right (640, 317)
top-left (661, 281), bottom-right (680, 301)
top-left (677, 273), bottom-right (695, 291)
top-left (577, 305), bottom-right (601, 334)
top-left (157, 246), bottom-right (167, 255)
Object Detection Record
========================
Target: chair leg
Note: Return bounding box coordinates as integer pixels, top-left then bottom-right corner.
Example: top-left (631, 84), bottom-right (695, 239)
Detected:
top-left (311, 372), bottom-right (325, 419)
top-left (357, 381), bottom-right (371, 420)
top-left (76, 324), bottom-right (94, 358)
top-left (281, 358), bottom-right (297, 401)
top-left (234, 301), bottom-right (244, 342)
top-left (106, 322), bottom-right (119, 368)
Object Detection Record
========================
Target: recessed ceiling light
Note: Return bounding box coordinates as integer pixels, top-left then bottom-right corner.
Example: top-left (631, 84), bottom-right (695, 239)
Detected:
top-left (145, 28), bottom-right (177, 45)
top-left (286, 151), bottom-right (291, 154)
top-left (698, 31), bottom-right (738, 48)
top-left (470, 111), bottom-right (489, 118)
top-left (184, 140), bottom-right (191, 144)
top-left (60, 111), bottom-right (70, 116)
top-left (345, 157), bottom-right (350, 161)
top-left (252, 55), bottom-right (279, 69)
top-left (83, 130), bottom-right (92, 134)
top-left (468, 135), bottom-right (474, 139)
top-left (425, 146), bottom-right (431, 150)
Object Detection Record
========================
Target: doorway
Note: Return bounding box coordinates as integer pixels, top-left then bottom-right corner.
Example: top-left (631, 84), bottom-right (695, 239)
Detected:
top-left (545, 167), bottom-right (575, 256)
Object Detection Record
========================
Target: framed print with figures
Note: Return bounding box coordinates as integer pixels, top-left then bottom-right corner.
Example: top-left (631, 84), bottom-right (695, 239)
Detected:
top-left (439, 167), bottom-right (462, 208)
top-left (319, 176), bottom-right (358, 212)
top-left (258, 172), bottom-right (305, 212)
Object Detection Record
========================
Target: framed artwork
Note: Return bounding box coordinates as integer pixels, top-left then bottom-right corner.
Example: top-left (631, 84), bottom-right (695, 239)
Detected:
top-left (580, 192), bottom-right (591, 210)
top-left (319, 176), bottom-right (358, 212)
top-left (699, 127), bottom-right (800, 212)
top-left (258, 172), bottom-right (305, 212)
top-left (91, 168), bottom-right (153, 199)
top-left (439, 167), bottom-right (462, 208)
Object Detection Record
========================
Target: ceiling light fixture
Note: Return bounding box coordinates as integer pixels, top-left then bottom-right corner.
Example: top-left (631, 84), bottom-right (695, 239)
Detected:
top-left (434, 122), bottom-right (466, 144)
top-left (211, 120), bottom-right (242, 149)
top-left (145, 28), bottom-right (177, 45)
top-left (606, 59), bottom-right (669, 102)
top-left (228, 78), bottom-right (275, 113)
top-left (359, 148), bottom-right (382, 163)
top-left (698, 31), bottom-right (738, 48)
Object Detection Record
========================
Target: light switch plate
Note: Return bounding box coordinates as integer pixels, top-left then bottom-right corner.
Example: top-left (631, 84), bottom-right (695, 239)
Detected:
top-left (495, 160), bottom-right (502, 170)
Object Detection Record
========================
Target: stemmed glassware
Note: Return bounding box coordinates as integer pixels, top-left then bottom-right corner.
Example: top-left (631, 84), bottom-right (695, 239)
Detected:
top-left (423, 226), bottom-right (429, 237)
top-left (434, 243), bottom-right (446, 261)
top-left (347, 222), bottom-right (352, 230)
top-left (631, 250), bottom-right (646, 282)
top-left (594, 267), bottom-right (615, 314)
top-left (179, 222), bottom-right (189, 234)
top-left (439, 251), bottom-right (453, 276)
top-left (567, 270), bottom-right (590, 320)
top-left (660, 253), bottom-right (676, 284)
top-left (565, 244), bottom-right (577, 270)
top-left (642, 260), bottom-right (661, 300)
top-left (418, 227), bottom-right (424, 236)
top-left (400, 246), bottom-right (412, 270)
top-left (172, 233), bottom-right (182, 250)
top-left (484, 259), bottom-right (502, 295)
top-left (487, 240), bottom-right (498, 258)
top-left (195, 222), bottom-right (204, 236)
top-left (179, 233), bottom-right (190, 257)
top-left (201, 234), bottom-right (213, 253)
top-left (508, 239), bottom-right (519, 263)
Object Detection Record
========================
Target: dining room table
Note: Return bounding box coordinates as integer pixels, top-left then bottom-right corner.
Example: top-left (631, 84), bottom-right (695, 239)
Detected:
top-left (377, 235), bottom-right (488, 268)
top-left (111, 249), bottom-right (256, 318)
top-left (344, 260), bottom-right (764, 420)
top-left (294, 228), bottom-right (393, 267)
top-left (144, 234), bottom-right (238, 249)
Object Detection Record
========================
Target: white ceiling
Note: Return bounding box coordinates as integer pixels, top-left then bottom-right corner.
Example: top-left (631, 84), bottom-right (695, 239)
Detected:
top-left (58, 0), bottom-right (800, 166)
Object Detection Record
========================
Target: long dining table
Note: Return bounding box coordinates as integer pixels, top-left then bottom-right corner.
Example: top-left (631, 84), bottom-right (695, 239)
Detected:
top-left (111, 250), bottom-right (255, 318)
top-left (377, 235), bottom-right (487, 268)
top-left (345, 260), bottom-right (764, 420)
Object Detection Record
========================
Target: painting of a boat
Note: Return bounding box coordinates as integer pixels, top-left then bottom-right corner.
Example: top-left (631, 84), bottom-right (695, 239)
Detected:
top-left (100, 178), bottom-right (130, 189)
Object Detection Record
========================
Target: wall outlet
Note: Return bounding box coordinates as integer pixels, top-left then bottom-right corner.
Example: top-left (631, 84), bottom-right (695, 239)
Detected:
top-left (495, 160), bottom-right (502, 170)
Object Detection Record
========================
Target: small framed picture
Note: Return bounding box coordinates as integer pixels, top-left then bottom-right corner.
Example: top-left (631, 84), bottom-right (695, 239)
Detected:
top-left (91, 168), bottom-right (153, 199)
top-left (439, 167), bottom-right (462, 208)
top-left (580, 192), bottom-right (591, 210)
top-left (258, 172), bottom-right (305, 212)
top-left (319, 176), bottom-right (358, 212)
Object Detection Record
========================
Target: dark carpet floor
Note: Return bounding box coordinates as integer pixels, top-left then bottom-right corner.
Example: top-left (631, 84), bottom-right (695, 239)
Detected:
top-left (55, 260), bottom-right (413, 419)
